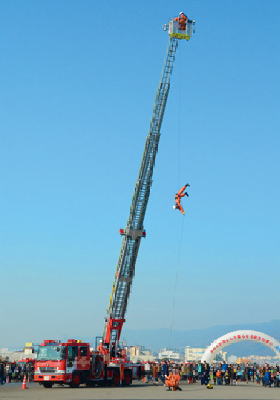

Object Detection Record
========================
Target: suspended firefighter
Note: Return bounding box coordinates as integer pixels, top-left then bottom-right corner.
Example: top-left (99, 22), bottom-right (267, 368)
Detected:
top-left (173, 12), bottom-right (188, 31)
top-left (173, 184), bottom-right (190, 215)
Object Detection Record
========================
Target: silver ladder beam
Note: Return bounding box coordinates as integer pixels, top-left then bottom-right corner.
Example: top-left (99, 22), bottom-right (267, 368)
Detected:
top-left (107, 38), bottom-right (179, 342)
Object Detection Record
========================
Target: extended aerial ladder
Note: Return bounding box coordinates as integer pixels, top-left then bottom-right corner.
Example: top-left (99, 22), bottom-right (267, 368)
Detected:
top-left (99, 14), bottom-right (195, 357)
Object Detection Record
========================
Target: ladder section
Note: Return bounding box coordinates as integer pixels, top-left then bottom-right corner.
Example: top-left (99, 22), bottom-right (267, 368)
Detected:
top-left (108, 38), bottom-right (179, 328)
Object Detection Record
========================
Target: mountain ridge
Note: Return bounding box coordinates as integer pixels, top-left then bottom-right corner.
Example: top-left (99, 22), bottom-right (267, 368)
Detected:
top-left (122, 319), bottom-right (280, 356)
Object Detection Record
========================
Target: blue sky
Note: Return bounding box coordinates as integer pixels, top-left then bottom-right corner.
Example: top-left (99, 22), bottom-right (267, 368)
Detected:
top-left (1, 0), bottom-right (280, 348)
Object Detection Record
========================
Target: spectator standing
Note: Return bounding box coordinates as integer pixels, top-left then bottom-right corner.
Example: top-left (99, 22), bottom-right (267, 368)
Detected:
top-left (160, 361), bottom-right (169, 385)
top-left (152, 363), bottom-right (159, 384)
top-left (0, 363), bottom-right (5, 385)
top-left (216, 369), bottom-right (222, 385)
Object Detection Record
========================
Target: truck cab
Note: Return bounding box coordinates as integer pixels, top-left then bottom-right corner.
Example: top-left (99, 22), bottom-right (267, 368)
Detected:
top-left (34, 339), bottom-right (91, 388)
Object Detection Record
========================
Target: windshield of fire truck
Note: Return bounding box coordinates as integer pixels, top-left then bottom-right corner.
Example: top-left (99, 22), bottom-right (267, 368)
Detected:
top-left (37, 345), bottom-right (66, 361)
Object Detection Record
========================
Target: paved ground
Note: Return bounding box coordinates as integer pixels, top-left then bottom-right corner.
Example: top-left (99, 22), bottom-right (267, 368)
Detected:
top-left (1, 382), bottom-right (280, 400)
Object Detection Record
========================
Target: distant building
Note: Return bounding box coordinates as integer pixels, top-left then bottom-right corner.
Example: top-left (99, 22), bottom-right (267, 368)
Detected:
top-left (227, 354), bottom-right (237, 363)
top-left (23, 342), bottom-right (36, 355)
top-left (237, 355), bottom-right (280, 364)
top-left (158, 348), bottom-right (181, 361)
top-left (185, 347), bottom-right (205, 362)
top-left (185, 346), bottom-right (227, 362)
top-left (126, 346), bottom-right (155, 362)
top-left (214, 350), bottom-right (228, 362)
top-left (0, 342), bottom-right (37, 362)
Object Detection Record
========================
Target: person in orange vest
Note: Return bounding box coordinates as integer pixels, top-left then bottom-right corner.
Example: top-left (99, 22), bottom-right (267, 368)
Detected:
top-left (173, 184), bottom-right (190, 215)
top-left (165, 370), bottom-right (182, 391)
top-left (216, 369), bottom-right (222, 385)
top-left (174, 12), bottom-right (188, 31)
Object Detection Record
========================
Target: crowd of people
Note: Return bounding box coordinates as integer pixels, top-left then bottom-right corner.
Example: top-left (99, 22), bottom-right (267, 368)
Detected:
top-left (1, 358), bottom-right (280, 390)
top-left (0, 360), bottom-right (34, 384)
top-left (142, 361), bottom-right (280, 390)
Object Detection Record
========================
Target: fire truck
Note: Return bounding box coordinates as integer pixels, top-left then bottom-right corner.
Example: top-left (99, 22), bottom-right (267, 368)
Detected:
top-left (33, 13), bottom-right (195, 388)
top-left (34, 339), bottom-right (135, 388)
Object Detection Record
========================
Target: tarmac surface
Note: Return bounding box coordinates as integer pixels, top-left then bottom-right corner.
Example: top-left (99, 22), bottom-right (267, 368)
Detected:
top-left (1, 382), bottom-right (280, 400)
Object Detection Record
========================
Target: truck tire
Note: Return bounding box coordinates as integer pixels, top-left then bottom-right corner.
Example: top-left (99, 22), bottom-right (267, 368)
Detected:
top-left (70, 373), bottom-right (80, 388)
top-left (112, 371), bottom-right (120, 386)
top-left (43, 382), bottom-right (53, 388)
top-left (123, 370), bottom-right (132, 386)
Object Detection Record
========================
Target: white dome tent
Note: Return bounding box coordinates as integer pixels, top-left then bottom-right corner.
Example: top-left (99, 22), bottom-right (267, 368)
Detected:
top-left (201, 330), bottom-right (280, 363)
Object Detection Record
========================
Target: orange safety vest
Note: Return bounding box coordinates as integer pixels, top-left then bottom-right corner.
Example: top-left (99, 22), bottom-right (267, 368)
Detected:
top-left (166, 373), bottom-right (180, 387)
top-left (174, 14), bottom-right (187, 30)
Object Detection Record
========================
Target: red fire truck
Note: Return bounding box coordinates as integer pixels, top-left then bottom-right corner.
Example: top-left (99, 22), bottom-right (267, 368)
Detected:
top-left (33, 13), bottom-right (194, 389)
top-left (34, 339), bottom-right (136, 388)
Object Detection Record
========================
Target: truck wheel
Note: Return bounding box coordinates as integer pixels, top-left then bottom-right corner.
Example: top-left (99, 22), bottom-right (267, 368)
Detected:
top-left (70, 373), bottom-right (80, 388)
top-left (113, 371), bottom-right (120, 386)
top-left (123, 371), bottom-right (132, 386)
top-left (43, 382), bottom-right (53, 388)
